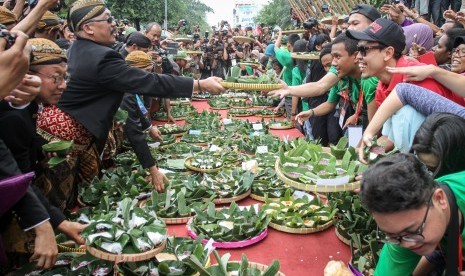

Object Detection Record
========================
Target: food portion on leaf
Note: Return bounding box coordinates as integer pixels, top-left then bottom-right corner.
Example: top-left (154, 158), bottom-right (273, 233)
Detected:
top-left (81, 198), bottom-right (167, 255)
top-left (262, 189), bottom-right (335, 229)
top-left (190, 202), bottom-right (270, 243)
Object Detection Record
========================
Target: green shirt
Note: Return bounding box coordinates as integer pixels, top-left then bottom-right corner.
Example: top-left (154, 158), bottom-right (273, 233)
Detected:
top-left (275, 47), bottom-right (293, 86)
top-left (375, 170), bottom-right (465, 276)
top-left (328, 66), bottom-right (378, 105)
top-left (292, 66), bottom-right (308, 111)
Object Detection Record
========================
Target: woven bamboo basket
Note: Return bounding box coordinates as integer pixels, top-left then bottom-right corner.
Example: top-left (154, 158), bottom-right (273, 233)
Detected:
top-left (275, 159), bottom-right (361, 193)
top-left (170, 100), bottom-right (191, 106)
top-left (232, 36), bottom-right (255, 44)
top-left (57, 242), bottom-right (86, 254)
top-left (87, 239), bottom-right (166, 262)
top-left (186, 218), bottom-right (269, 249)
top-left (320, 16), bottom-right (346, 25)
top-left (249, 193), bottom-right (280, 203)
top-left (335, 227), bottom-right (354, 248)
top-left (175, 37), bottom-right (193, 43)
top-left (268, 123), bottom-right (294, 130)
top-left (269, 220), bottom-right (333, 234)
top-left (184, 156), bottom-right (223, 173)
top-left (281, 29), bottom-right (305, 34)
top-left (208, 261), bottom-right (286, 276)
top-left (291, 52), bottom-right (320, 60)
top-left (154, 116), bottom-right (185, 122)
top-left (228, 112), bottom-right (254, 117)
top-left (209, 106), bottom-right (230, 110)
top-left (221, 82), bottom-right (283, 91)
top-left (161, 216), bottom-right (193, 225)
top-left (213, 189), bottom-right (251, 204)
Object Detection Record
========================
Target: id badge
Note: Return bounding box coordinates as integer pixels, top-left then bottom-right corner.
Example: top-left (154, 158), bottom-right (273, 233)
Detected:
top-left (338, 107), bottom-right (346, 128)
top-left (231, 59), bottom-right (237, 66)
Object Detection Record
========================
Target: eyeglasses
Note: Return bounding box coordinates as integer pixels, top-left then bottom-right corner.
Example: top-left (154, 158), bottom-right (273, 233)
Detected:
top-left (85, 16), bottom-right (114, 24)
top-left (357, 45), bottom-right (386, 57)
top-left (452, 47), bottom-right (465, 58)
top-left (32, 71), bottom-right (70, 85)
top-left (377, 194), bottom-right (433, 245)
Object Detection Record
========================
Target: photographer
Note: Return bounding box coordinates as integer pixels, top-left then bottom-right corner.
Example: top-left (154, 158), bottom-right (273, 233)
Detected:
top-left (211, 46), bottom-right (227, 79)
top-left (224, 39), bottom-right (243, 69)
top-left (303, 17), bottom-right (320, 50)
top-left (119, 32), bottom-right (152, 59)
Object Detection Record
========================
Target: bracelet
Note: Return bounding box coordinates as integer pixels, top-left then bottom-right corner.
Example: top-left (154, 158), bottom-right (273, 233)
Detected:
top-left (310, 109), bottom-right (315, 117)
top-left (143, 125), bottom-right (153, 134)
top-left (414, 15), bottom-right (421, 21)
top-left (197, 79), bottom-right (202, 92)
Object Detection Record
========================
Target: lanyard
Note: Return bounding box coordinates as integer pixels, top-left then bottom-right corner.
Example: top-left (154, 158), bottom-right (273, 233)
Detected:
top-left (354, 89), bottom-right (364, 125)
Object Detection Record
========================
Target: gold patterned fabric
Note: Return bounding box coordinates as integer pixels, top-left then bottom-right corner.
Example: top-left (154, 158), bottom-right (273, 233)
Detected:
top-left (67, 0), bottom-right (106, 32)
top-left (36, 11), bottom-right (60, 32)
top-left (0, 7), bottom-right (16, 25)
top-left (28, 38), bottom-right (67, 65)
top-left (125, 50), bottom-right (152, 68)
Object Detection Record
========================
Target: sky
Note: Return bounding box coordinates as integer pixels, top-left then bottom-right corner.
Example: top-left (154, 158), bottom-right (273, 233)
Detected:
top-left (199, 0), bottom-right (270, 27)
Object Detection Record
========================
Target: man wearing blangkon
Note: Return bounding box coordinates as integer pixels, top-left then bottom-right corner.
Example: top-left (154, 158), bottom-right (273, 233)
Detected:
top-left (60, 0), bottom-right (224, 192)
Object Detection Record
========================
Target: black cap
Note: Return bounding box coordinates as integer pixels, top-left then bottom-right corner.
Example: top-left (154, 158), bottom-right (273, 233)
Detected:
top-left (346, 18), bottom-right (406, 54)
top-left (454, 36), bottom-right (465, 47)
top-left (350, 4), bottom-right (381, 22)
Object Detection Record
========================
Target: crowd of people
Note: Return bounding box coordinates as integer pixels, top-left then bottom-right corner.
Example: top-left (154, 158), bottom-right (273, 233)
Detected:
top-left (0, 0), bottom-right (465, 274)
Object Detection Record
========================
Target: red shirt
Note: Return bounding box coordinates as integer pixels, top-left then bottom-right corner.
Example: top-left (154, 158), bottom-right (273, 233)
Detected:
top-left (375, 56), bottom-right (465, 107)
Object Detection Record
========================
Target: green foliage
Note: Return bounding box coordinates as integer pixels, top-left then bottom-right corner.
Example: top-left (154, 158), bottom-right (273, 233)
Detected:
top-left (254, 0), bottom-right (292, 29)
top-left (105, 0), bottom-right (213, 31)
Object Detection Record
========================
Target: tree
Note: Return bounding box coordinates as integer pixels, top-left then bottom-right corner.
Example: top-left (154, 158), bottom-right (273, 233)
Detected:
top-left (255, 0), bottom-right (292, 29)
top-left (104, 0), bottom-right (212, 32)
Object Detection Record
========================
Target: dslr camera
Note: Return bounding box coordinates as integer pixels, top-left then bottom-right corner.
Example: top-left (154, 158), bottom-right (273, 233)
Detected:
top-left (321, 3), bottom-right (330, 14)
top-left (303, 17), bottom-right (318, 29)
top-left (180, 19), bottom-right (187, 26)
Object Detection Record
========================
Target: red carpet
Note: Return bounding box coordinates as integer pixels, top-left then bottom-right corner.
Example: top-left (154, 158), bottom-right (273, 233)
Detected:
top-left (154, 100), bottom-right (351, 275)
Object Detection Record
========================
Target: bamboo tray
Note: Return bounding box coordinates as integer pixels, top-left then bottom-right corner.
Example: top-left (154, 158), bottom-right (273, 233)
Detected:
top-left (335, 227), bottom-right (354, 248)
top-left (175, 37), bottom-right (193, 43)
top-left (87, 239), bottom-right (166, 262)
top-left (170, 100), bottom-right (191, 106)
top-left (186, 218), bottom-right (268, 249)
top-left (153, 116), bottom-right (185, 122)
top-left (291, 52), bottom-right (320, 60)
top-left (228, 112), bottom-right (254, 117)
top-left (57, 242), bottom-right (86, 254)
top-left (269, 220), bottom-right (333, 234)
top-left (249, 193), bottom-right (280, 202)
top-left (213, 189), bottom-right (251, 204)
top-left (269, 123), bottom-right (294, 130)
top-left (233, 36), bottom-right (255, 44)
top-left (192, 97), bottom-right (210, 101)
top-left (161, 216), bottom-right (193, 225)
top-left (209, 106), bottom-right (230, 110)
top-left (184, 156), bottom-right (223, 173)
top-left (281, 29), bottom-right (305, 34)
top-left (229, 105), bottom-right (253, 109)
top-left (221, 82), bottom-right (283, 91)
top-left (320, 16), bottom-right (346, 25)
top-left (275, 159), bottom-right (361, 193)
top-left (208, 261), bottom-right (286, 276)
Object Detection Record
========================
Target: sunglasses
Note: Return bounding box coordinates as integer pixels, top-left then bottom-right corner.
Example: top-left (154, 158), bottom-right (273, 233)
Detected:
top-left (85, 16), bottom-right (114, 24)
top-left (357, 44), bottom-right (386, 57)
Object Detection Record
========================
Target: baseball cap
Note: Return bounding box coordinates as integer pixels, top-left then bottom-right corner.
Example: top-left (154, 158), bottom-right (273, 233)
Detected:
top-left (346, 18), bottom-right (406, 54)
top-left (453, 36), bottom-right (465, 47)
top-left (349, 4), bottom-right (381, 22)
